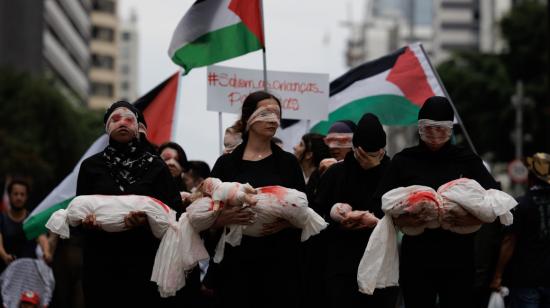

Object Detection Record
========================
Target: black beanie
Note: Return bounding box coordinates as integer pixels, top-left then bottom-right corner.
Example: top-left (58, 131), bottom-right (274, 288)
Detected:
top-left (352, 113), bottom-right (386, 152)
top-left (103, 100), bottom-right (139, 124)
top-left (418, 96), bottom-right (454, 121)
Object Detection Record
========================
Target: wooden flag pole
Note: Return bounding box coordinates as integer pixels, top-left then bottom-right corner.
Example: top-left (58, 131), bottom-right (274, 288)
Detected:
top-left (419, 44), bottom-right (478, 155)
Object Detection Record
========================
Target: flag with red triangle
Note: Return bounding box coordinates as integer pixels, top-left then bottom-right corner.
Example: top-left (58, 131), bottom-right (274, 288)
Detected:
top-left (23, 73), bottom-right (180, 239)
top-left (277, 43), bottom-right (445, 148)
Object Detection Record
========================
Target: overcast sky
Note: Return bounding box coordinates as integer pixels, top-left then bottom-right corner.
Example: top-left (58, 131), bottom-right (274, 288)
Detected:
top-left (119, 0), bottom-right (363, 167)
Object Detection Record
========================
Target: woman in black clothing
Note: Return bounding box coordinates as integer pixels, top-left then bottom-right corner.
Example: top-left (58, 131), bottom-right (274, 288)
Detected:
top-left (204, 91), bottom-right (306, 308)
top-left (76, 101), bottom-right (184, 308)
top-left (293, 133), bottom-right (331, 205)
top-left (159, 141), bottom-right (189, 192)
top-left (374, 96), bottom-right (499, 308)
top-left (315, 113), bottom-right (398, 308)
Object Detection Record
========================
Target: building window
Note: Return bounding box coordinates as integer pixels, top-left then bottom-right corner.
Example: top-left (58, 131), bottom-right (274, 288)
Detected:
top-left (92, 54), bottom-right (114, 69)
top-left (121, 81), bottom-right (129, 90)
top-left (92, 26), bottom-right (115, 42)
top-left (91, 82), bottom-right (114, 97)
top-left (441, 22), bottom-right (474, 30)
top-left (92, 0), bottom-right (115, 14)
top-left (121, 65), bottom-right (129, 74)
top-left (122, 31), bottom-right (131, 40)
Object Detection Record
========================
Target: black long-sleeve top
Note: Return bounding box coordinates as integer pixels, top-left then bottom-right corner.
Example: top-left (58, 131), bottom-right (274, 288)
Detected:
top-left (373, 141), bottom-right (498, 270)
top-left (315, 152), bottom-right (391, 277)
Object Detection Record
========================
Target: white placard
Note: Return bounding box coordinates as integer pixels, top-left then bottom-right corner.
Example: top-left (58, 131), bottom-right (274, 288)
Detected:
top-left (207, 65), bottom-right (329, 120)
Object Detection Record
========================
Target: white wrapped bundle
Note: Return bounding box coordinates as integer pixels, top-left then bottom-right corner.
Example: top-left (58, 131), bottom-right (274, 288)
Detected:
top-left (381, 185), bottom-right (442, 235)
top-left (330, 203), bottom-right (352, 223)
top-left (437, 178), bottom-right (517, 234)
top-left (45, 195), bottom-right (209, 298)
top-left (215, 186), bottom-right (327, 262)
top-left (199, 177), bottom-right (256, 206)
top-left (358, 179), bottom-right (518, 295)
top-left (45, 195), bottom-right (177, 239)
top-left (183, 181), bottom-right (328, 264)
top-left (152, 213), bottom-right (209, 298)
top-left (186, 197), bottom-right (220, 231)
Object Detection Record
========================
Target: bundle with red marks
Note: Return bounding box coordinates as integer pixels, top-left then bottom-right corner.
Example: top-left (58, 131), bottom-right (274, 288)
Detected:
top-left (184, 179), bottom-right (328, 264)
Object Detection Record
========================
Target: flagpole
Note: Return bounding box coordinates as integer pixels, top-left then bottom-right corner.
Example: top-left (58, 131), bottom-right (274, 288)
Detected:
top-left (418, 44), bottom-right (478, 155)
top-left (259, 0), bottom-right (268, 91)
top-left (171, 69), bottom-right (184, 141)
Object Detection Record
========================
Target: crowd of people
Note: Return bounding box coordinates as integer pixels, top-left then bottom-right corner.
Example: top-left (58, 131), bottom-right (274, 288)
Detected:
top-left (1, 91), bottom-right (549, 308)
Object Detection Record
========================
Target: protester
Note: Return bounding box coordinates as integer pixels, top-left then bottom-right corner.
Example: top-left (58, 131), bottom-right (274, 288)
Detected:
top-left (315, 113), bottom-right (397, 307)
top-left (293, 133), bottom-right (331, 203)
top-left (223, 124), bottom-right (242, 154)
top-left (0, 179), bottom-right (51, 274)
top-left (490, 152), bottom-right (550, 307)
top-left (374, 96), bottom-right (499, 308)
top-left (159, 141), bottom-right (189, 192)
top-left (203, 90), bottom-right (306, 308)
top-left (324, 120), bottom-right (357, 161)
top-left (183, 161), bottom-right (211, 193)
top-left (76, 101), bottom-right (188, 307)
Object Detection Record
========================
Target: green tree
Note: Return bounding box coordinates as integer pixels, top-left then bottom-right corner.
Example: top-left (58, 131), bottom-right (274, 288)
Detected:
top-left (0, 69), bottom-right (103, 207)
top-left (437, 0), bottom-right (548, 161)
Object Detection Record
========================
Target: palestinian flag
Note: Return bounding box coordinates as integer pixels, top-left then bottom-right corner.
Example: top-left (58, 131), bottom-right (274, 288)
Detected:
top-left (23, 73), bottom-right (180, 239)
top-left (168, 0), bottom-right (264, 74)
top-left (277, 43), bottom-right (445, 149)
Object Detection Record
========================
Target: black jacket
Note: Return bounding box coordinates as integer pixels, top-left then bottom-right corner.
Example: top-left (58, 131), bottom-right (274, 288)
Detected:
top-left (316, 152), bottom-right (391, 276)
top-left (374, 141), bottom-right (498, 270)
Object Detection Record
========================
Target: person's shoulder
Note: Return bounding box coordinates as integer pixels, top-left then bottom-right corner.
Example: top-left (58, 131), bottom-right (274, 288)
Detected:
top-left (324, 160), bottom-right (345, 177)
top-left (80, 152), bottom-right (105, 169)
top-left (277, 148), bottom-right (299, 162)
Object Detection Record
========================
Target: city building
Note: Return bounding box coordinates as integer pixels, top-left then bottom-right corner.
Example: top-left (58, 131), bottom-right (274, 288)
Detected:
top-left (0, 0), bottom-right (91, 105)
top-left (88, 0), bottom-right (119, 110)
top-left (118, 9), bottom-right (139, 103)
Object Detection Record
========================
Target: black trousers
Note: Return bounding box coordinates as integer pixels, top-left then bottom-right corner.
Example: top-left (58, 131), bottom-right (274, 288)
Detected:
top-left (400, 265), bottom-right (475, 308)
top-left (325, 273), bottom-right (399, 308)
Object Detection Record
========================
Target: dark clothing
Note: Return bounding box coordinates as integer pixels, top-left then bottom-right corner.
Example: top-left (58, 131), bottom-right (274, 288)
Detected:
top-left (315, 152), bottom-right (396, 308)
top-left (0, 212), bottom-right (36, 273)
top-left (374, 141), bottom-right (498, 308)
top-left (76, 143), bottom-right (184, 308)
top-left (205, 141), bottom-right (306, 308)
top-left (504, 185), bottom-right (550, 287)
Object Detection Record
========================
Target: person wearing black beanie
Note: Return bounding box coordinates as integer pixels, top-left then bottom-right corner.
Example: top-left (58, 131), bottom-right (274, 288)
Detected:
top-left (372, 96), bottom-right (500, 308)
top-left (76, 101), bottom-right (186, 307)
top-left (315, 113), bottom-right (397, 308)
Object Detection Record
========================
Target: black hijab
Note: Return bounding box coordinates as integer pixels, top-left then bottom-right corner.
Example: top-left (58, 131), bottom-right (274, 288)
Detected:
top-left (102, 101), bottom-right (155, 191)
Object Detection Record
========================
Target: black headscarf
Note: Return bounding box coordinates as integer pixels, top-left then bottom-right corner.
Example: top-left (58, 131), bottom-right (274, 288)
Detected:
top-left (352, 113), bottom-right (386, 152)
top-left (102, 101), bottom-right (155, 191)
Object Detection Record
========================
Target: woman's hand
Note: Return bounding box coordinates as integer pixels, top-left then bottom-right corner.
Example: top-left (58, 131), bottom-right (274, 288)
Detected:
top-left (489, 275), bottom-right (502, 291)
top-left (1, 253), bottom-right (15, 265)
top-left (341, 211), bottom-right (378, 230)
top-left (212, 206), bottom-right (255, 228)
top-left (82, 214), bottom-right (102, 230)
top-left (261, 218), bottom-right (292, 236)
top-left (124, 211), bottom-right (148, 229)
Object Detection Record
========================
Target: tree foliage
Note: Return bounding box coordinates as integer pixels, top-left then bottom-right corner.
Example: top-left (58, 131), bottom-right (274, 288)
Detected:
top-left (0, 69), bottom-right (103, 206)
top-left (437, 0), bottom-right (549, 162)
